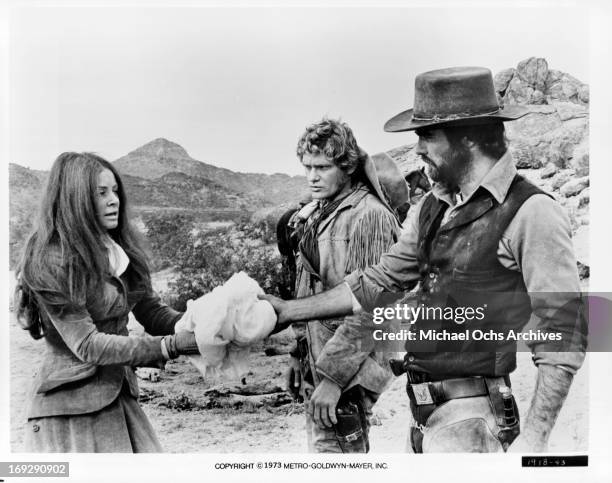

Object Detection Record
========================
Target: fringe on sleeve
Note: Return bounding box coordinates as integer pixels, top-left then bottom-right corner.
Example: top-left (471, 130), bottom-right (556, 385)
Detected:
top-left (345, 208), bottom-right (400, 273)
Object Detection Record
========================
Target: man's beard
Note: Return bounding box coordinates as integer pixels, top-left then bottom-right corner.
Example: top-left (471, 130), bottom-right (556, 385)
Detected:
top-left (424, 143), bottom-right (472, 191)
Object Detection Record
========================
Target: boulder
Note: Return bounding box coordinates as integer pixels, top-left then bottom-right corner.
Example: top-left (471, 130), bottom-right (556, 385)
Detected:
top-left (578, 188), bottom-right (590, 208)
top-left (534, 117), bottom-right (589, 168)
top-left (560, 176), bottom-right (589, 197)
top-left (505, 75), bottom-right (535, 105)
top-left (544, 70), bottom-right (587, 105)
top-left (540, 163), bottom-right (558, 179)
top-left (516, 57), bottom-right (549, 92)
top-left (569, 140), bottom-right (589, 177)
top-left (525, 140), bottom-right (566, 170)
top-left (550, 170), bottom-right (575, 190)
top-left (553, 101), bottom-right (588, 121)
top-left (509, 139), bottom-right (540, 169)
top-left (494, 68), bottom-right (516, 96)
top-left (554, 117), bottom-right (590, 143)
top-left (531, 89), bottom-right (545, 104)
top-left (503, 58), bottom-right (554, 105)
top-left (505, 105), bottom-right (561, 138)
top-left (545, 68), bottom-right (563, 86)
top-left (549, 138), bottom-right (577, 169)
top-left (500, 62), bottom-right (588, 107)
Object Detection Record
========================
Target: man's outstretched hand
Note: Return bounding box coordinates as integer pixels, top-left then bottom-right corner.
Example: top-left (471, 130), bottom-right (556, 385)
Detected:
top-left (258, 283), bottom-right (354, 334)
top-left (258, 294), bottom-right (292, 334)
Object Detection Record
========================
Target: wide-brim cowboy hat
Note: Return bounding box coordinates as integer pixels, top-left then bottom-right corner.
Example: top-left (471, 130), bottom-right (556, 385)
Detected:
top-left (384, 66), bottom-right (528, 132)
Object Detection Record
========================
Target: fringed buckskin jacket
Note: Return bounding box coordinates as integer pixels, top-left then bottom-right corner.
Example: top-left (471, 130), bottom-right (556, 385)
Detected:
top-left (292, 182), bottom-right (401, 395)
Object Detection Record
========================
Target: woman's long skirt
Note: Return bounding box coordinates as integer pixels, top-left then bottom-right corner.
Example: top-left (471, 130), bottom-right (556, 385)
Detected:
top-left (25, 387), bottom-right (162, 453)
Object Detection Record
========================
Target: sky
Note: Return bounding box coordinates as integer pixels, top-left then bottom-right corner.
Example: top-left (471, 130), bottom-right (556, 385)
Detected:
top-left (9, 4), bottom-right (590, 176)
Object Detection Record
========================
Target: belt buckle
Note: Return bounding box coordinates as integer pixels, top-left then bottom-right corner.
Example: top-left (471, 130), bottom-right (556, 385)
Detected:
top-left (411, 382), bottom-right (434, 405)
top-left (340, 429), bottom-right (363, 443)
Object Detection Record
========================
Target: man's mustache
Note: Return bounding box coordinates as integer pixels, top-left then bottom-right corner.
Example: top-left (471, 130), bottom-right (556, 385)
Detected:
top-left (420, 157), bottom-right (438, 170)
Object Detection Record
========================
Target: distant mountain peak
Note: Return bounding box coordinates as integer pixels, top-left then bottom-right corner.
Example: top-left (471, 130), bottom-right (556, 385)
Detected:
top-left (147, 137), bottom-right (182, 148)
top-left (114, 137), bottom-right (310, 205)
top-left (129, 138), bottom-right (191, 159)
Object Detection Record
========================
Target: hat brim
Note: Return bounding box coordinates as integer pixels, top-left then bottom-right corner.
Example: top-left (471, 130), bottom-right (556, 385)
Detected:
top-left (384, 105), bottom-right (529, 132)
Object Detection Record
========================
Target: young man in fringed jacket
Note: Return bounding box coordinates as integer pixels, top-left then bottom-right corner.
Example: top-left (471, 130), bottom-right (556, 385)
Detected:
top-left (283, 118), bottom-right (408, 453)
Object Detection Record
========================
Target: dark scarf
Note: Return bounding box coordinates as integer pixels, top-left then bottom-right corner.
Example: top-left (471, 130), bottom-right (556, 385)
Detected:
top-left (297, 191), bottom-right (352, 279)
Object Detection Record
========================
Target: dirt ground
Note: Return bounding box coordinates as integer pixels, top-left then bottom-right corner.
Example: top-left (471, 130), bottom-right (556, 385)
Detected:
top-left (10, 311), bottom-right (588, 453)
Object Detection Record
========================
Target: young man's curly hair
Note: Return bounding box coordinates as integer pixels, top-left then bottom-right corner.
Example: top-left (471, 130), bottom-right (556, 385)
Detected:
top-left (296, 118), bottom-right (366, 173)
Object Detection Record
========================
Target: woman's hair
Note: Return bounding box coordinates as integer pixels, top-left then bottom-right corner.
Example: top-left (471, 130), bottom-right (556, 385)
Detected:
top-left (296, 117), bottom-right (367, 175)
top-left (15, 152), bottom-right (151, 339)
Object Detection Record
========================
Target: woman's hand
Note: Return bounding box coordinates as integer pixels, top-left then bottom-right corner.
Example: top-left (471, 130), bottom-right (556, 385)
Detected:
top-left (258, 294), bottom-right (292, 334)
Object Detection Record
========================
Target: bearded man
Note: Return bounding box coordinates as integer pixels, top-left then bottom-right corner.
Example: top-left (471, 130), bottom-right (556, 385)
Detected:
top-left (263, 67), bottom-right (586, 453)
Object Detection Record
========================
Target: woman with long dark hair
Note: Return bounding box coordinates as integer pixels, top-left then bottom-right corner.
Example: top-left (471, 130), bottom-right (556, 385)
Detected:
top-left (15, 152), bottom-right (198, 453)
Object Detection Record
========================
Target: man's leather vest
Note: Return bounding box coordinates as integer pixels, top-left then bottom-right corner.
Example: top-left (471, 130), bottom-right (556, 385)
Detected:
top-left (404, 175), bottom-right (548, 379)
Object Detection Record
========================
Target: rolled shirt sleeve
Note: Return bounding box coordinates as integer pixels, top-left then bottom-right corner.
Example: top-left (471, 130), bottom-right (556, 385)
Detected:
top-left (500, 194), bottom-right (586, 374)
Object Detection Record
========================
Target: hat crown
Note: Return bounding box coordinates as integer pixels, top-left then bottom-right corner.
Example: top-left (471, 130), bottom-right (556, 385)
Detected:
top-left (412, 67), bottom-right (500, 121)
top-left (383, 65), bottom-right (528, 132)
top-left (369, 152), bottom-right (409, 210)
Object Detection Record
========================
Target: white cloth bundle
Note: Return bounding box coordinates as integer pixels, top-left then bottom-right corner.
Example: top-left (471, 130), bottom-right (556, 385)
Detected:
top-left (174, 272), bottom-right (277, 379)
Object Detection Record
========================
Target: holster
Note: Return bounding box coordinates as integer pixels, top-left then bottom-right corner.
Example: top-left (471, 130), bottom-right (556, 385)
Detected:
top-left (333, 386), bottom-right (370, 453)
top-left (288, 337), bottom-right (311, 402)
top-left (405, 372), bottom-right (520, 453)
top-left (295, 338), bottom-right (370, 453)
top-left (294, 337), bottom-right (314, 387)
top-left (484, 377), bottom-right (520, 451)
top-left (389, 358), bottom-right (408, 377)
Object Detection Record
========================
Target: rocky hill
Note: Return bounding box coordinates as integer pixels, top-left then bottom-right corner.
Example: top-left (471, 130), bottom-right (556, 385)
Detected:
top-left (114, 138), bottom-right (309, 206)
top-left (9, 164), bottom-right (48, 266)
top-left (8, 139), bottom-right (314, 267)
top-left (8, 162), bottom-right (262, 229)
top-left (121, 171), bottom-right (255, 213)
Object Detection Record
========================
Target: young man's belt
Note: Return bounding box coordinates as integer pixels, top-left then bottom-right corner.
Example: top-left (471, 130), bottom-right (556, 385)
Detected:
top-left (406, 376), bottom-right (489, 406)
